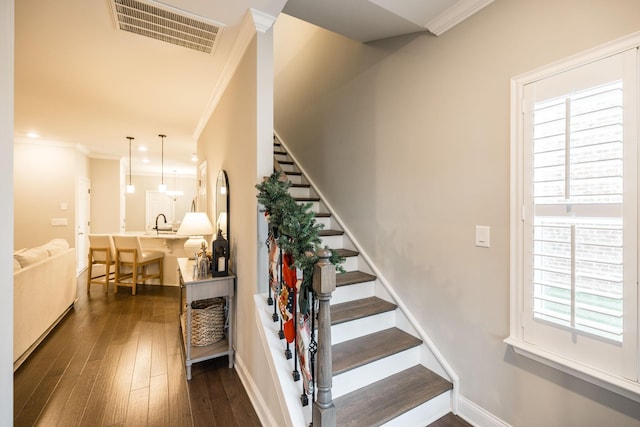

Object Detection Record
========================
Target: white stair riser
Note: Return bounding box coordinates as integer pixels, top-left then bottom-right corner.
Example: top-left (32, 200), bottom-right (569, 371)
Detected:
top-left (288, 187), bottom-right (311, 198)
top-left (319, 234), bottom-right (342, 248)
top-left (298, 200), bottom-right (320, 212)
top-left (339, 255), bottom-right (358, 272)
top-left (331, 311), bottom-right (396, 344)
top-left (287, 174), bottom-right (303, 185)
top-left (279, 163), bottom-right (297, 172)
top-left (315, 216), bottom-right (332, 229)
top-left (381, 391), bottom-right (451, 427)
top-left (332, 281), bottom-right (375, 304)
top-left (332, 348), bottom-right (421, 398)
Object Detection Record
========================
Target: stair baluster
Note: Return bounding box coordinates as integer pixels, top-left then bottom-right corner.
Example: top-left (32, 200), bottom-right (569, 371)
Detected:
top-left (312, 248), bottom-right (336, 427)
top-left (266, 231), bottom-right (274, 306)
top-left (292, 283), bottom-right (300, 381)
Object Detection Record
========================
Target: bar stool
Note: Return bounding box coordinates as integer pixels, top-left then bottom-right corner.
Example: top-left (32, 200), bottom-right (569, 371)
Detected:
top-left (87, 234), bottom-right (116, 294)
top-left (112, 235), bottom-right (164, 295)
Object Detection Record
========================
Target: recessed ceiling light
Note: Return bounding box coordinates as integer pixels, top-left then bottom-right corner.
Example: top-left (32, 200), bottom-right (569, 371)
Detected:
top-left (27, 132), bottom-right (39, 138)
top-left (142, 158), bottom-right (150, 163)
top-left (191, 153), bottom-right (198, 162)
top-left (138, 145), bottom-right (148, 152)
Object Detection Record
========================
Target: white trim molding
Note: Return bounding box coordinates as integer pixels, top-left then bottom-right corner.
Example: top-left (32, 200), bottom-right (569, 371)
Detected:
top-left (458, 396), bottom-right (511, 427)
top-left (425, 0), bottom-right (495, 36)
top-left (506, 30), bottom-right (640, 403)
top-left (249, 8), bottom-right (277, 33)
top-left (505, 337), bottom-right (640, 403)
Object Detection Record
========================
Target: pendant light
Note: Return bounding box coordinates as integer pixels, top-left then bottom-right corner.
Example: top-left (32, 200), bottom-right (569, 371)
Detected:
top-left (158, 134), bottom-right (167, 192)
top-left (126, 136), bottom-right (135, 194)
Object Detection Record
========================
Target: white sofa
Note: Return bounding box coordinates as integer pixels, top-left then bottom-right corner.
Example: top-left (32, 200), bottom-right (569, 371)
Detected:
top-left (13, 239), bottom-right (77, 369)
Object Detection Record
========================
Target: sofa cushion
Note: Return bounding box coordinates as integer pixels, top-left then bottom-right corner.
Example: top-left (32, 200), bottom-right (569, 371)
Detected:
top-left (48, 239), bottom-right (69, 249)
top-left (14, 246), bottom-right (50, 267)
top-left (41, 239), bottom-right (69, 256)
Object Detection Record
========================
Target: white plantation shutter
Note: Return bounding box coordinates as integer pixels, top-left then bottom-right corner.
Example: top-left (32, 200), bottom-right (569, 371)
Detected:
top-left (520, 48), bottom-right (638, 380)
top-left (531, 81), bottom-right (624, 342)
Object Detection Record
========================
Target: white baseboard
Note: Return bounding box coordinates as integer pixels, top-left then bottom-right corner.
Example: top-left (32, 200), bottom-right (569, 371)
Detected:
top-left (234, 352), bottom-right (281, 427)
top-left (458, 396), bottom-right (511, 427)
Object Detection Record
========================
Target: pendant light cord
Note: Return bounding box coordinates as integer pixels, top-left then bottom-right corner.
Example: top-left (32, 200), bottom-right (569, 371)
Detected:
top-left (159, 134), bottom-right (166, 186)
top-left (126, 136), bottom-right (134, 186)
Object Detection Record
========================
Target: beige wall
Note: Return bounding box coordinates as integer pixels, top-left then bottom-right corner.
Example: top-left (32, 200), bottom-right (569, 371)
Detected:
top-left (124, 174), bottom-right (196, 232)
top-left (274, 1), bottom-right (640, 426)
top-left (14, 141), bottom-right (88, 249)
top-left (89, 158), bottom-right (122, 234)
top-left (198, 31), bottom-right (285, 426)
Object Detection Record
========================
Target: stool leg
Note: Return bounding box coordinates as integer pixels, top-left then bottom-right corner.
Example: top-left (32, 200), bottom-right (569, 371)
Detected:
top-left (132, 263), bottom-right (137, 296)
top-left (114, 259), bottom-right (120, 294)
top-left (104, 254), bottom-right (110, 294)
top-left (87, 251), bottom-right (93, 294)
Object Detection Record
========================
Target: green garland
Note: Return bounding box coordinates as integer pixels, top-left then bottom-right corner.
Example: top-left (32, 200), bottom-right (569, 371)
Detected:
top-left (256, 171), bottom-right (344, 313)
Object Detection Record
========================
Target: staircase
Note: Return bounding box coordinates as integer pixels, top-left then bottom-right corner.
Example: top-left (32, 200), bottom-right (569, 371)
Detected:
top-left (263, 136), bottom-right (456, 426)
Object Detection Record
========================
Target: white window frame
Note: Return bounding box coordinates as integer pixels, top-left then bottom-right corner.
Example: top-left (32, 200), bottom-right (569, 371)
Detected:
top-left (506, 31), bottom-right (640, 402)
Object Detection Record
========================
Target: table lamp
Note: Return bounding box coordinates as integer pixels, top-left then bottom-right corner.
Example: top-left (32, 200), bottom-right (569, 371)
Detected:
top-left (177, 212), bottom-right (214, 259)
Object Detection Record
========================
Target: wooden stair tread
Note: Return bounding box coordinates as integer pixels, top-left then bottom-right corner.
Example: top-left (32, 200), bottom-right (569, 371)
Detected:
top-left (290, 183), bottom-right (310, 188)
top-left (333, 328), bottom-right (422, 375)
top-left (335, 365), bottom-right (453, 427)
top-left (278, 160), bottom-right (294, 165)
top-left (294, 196), bottom-right (320, 202)
top-left (284, 171), bottom-right (301, 176)
top-left (319, 229), bottom-right (343, 236)
top-left (274, 150), bottom-right (287, 155)
top-left (337, 270), bottom-right (376, 287)
top-left (331, 296), bottom-right (397, 325)
top-left (315, 212), bottom-right (331, 218)
top-left (333, 248), bottom-right (358, 258)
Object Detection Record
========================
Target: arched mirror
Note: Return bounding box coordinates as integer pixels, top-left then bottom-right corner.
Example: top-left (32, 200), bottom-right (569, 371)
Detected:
top-left (215, 170), bottom-right (229, 241)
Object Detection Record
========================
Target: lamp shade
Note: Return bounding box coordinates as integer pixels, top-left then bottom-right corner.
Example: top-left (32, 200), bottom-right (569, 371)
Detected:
top-left (177, 212), bottom-right (214, 236)
top-left (177, 212), bottom-right (214, 258)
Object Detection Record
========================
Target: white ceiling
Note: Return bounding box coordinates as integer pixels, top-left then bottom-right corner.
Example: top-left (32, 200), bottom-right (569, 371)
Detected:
top-left (14, 0), bottom-right (492, 177)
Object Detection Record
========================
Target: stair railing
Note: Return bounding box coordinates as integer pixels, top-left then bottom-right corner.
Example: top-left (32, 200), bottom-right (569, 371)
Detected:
top-left (311, 248), bottom-right (336, 426)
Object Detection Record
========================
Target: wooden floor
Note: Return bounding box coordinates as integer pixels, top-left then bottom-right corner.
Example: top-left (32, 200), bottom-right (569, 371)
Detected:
top-left (14, 273), bottom-right (474, 427)
top-left (429, 413), bottom-right (473, 427)
top-left (13, 275), bottom-right (261, 427)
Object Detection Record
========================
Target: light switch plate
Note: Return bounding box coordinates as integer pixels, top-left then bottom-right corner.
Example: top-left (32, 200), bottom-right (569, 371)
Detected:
top-left (475, 225), bottom-right (490, 248)
top-left (51, 218), bottom-right (68, 226)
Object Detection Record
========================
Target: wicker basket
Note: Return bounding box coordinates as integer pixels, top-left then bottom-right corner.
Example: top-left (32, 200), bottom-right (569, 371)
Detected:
top-left (189, 297), bottom-right (225, 346)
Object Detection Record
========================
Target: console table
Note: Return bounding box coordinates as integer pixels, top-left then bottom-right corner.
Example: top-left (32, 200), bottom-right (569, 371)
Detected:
top-left (177, 257), bottom-right (235, 380)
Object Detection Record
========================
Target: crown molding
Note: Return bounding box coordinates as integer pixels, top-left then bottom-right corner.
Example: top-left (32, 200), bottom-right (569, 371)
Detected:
top-left (14, 137), bottom-right (92, 156)
top-left (425, 0), bottom-right (494, 36)
top-left (249, 8), bottom-right (277, 33)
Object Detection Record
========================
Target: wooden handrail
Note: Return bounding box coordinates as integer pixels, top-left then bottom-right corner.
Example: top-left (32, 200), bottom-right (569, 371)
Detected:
top-left (312, 248), bottom-right (336, 426)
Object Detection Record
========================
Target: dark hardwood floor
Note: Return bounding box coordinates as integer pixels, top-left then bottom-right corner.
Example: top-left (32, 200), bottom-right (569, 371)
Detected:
top-left (13, 275), bottom-right (261, 427)
top-left (14, 272), bottom-right (473, 427)
top-left (429, 413), bottom-right (473, 427)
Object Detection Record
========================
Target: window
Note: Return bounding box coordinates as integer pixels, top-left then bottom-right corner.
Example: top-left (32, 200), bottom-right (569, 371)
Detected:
top-left (507, 33), bottom-right (640, 400)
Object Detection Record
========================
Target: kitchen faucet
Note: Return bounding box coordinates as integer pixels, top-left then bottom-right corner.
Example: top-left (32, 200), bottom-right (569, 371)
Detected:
top-left (154, 213), bottom-right (168, 235)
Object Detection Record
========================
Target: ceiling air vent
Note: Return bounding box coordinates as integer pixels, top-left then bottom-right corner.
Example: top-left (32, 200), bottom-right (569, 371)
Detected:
top-left (110, 0), bottom-right (223, 54)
